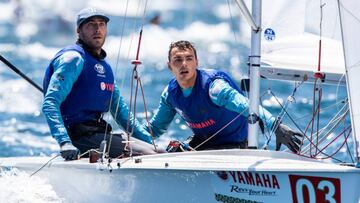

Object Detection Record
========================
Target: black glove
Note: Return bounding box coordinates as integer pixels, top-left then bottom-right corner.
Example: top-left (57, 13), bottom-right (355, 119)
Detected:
top-left (60, 142), bottom-right (79, 160)
top-left (273, 121), bottom-right (304, 153)
top-left (166, 140), bottom-right (192, 152)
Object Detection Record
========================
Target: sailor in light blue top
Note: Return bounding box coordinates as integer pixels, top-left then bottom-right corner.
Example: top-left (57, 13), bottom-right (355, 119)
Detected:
top-left (145, 40), bottom-right (303, 152)
top-left (42, 8), bottom-right (155, 160)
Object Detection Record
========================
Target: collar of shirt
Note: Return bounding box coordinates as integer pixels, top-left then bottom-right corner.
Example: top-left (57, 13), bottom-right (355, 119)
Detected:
top-left (76, 39), bottom-right (107, 60)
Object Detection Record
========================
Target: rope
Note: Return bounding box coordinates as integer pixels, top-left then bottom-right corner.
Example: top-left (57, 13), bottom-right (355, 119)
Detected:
top-left (30, 154), bottom-right (60, 177)
top-left (227, 0), bottom-right (238, 43)
top-left (123, 0), bottom-right (158, 153)
top-left (193, 108), bottom-right (248, 150)
top-left (30, 148), bottom-right (106, 177)
top-left (313, 126), bottom-right (351, 157)
top-left (301, 104), bottom-right (349, 153)
top-left (271, 85), bottom-right (348, 162)
top-left (293, 98), bottom-right (347, 122)
top-left (264, 80), bottom-right (305, 148)
top-left (138, 79), bottom-right (157, 150)
top-left (262, 80), bottom-right (352, 162)
top-left (302, 109), bottom-right (349, 156)
top-left (307, 1), bottom-right (325, 156)
top-left (103, 0), bottom-right (131, 158)
top-left (274, 83), bottom-right (352, 162)
top-left (101, 0), bottom-right (156, 157)
top-left (298, 126), bottom-right (351, 163)
top-left (308, 79), bottom-right (323, 156)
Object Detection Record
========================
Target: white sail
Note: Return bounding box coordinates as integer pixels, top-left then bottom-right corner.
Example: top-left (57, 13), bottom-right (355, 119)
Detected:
top-left (338, 1), bottom-right (360, 162)
top-left (261, 0), bottom-right (345, 84)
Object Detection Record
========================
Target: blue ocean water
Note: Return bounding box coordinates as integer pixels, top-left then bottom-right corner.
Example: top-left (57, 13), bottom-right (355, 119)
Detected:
top-left (0, 0), bottom-right (352, 202)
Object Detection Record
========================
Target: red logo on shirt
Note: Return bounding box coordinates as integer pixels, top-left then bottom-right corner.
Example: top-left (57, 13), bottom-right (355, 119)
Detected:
top-left (100, 82), bottom-right (114, 92)
top-left (187, 119), bottom-right (216, 129)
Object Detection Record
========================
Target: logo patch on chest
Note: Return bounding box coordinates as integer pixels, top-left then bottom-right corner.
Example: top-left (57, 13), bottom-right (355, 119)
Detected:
top-left (94, 63), bottom-right (105, 74)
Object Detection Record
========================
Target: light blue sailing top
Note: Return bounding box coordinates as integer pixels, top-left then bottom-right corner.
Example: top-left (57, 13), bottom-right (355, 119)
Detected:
top-left (146, 69), bottom-right (275, 140)
top-left (43, 45), bottom-right (115, 126)
top-left (42, 44), bottom-right (152, 145)
top-left (166, 69), bottom-right (250, 145)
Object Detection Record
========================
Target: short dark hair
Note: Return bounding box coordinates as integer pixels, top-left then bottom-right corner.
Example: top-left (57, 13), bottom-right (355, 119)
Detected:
top-left (168, 40), bottom-right (197, 61)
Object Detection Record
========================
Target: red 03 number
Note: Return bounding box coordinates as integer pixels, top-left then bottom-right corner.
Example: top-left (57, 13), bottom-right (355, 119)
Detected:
top-left (289, 175), bottom-right (341, 203)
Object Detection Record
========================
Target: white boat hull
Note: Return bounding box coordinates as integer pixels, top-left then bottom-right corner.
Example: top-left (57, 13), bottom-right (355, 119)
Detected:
top-left (1, 149), bottom-right (360, 203)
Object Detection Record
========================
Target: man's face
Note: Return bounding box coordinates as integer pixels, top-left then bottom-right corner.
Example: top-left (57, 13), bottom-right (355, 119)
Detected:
top-left (168, 47), bottom-right (198, 88)
top-left (77, 17), bottom-right (107, 51)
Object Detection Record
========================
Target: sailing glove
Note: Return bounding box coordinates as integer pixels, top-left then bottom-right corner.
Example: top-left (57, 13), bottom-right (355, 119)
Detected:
top-left (60, 142), bottom-right (79, 161)
top-left (273, 120), bottom-right (304, 153)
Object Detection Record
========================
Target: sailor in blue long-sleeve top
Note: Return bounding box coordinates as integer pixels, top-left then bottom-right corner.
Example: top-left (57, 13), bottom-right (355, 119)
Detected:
top-left (42, 8), bottom-right (155, 160)
top-left (145, 40), bottom-right (303, 152)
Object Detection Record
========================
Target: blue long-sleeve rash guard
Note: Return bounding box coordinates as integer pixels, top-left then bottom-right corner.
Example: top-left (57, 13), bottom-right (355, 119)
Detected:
top-left (42, 51), bottom-right (152, 146)
top-left (147, 78), bottom-right (275, 138)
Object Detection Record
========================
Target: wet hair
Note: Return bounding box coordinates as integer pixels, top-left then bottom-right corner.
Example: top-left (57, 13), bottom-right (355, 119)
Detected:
top-left (168, 40), bottom-right (197, 61)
